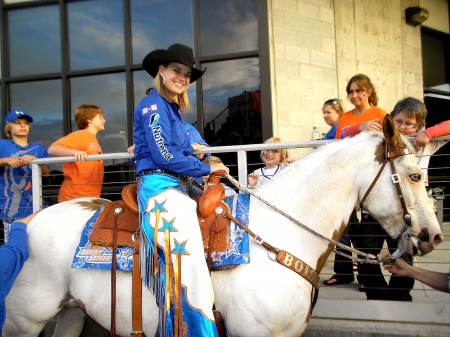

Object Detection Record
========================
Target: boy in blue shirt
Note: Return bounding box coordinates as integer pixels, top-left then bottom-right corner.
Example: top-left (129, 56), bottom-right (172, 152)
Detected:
top-left (0, 111), bottom-right (49, 244)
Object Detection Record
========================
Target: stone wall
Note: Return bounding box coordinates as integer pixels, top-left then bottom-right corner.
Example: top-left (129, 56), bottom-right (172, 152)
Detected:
top-left (267, 0), bottom-right (444, 158)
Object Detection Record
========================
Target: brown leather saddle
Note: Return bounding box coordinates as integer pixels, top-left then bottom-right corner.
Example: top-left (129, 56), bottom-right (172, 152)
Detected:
top-left (89, 172), bottom-right (231, 255)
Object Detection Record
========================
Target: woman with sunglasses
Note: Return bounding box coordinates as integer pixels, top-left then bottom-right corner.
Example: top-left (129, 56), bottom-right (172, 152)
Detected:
top-left (322, 98), bottom-right (345, 140)
top-left (247, 137), bottom-right (294, 188)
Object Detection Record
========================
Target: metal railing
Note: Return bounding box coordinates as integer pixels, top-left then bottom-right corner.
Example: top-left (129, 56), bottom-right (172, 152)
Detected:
top-left (30, 137), bottom-right (449, 220)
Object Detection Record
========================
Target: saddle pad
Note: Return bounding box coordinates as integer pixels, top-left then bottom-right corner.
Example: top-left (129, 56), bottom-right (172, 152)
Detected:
top-left (211, 193), bottom-right (250, 269)
top-left (72, 206), bottom-right (134, 272)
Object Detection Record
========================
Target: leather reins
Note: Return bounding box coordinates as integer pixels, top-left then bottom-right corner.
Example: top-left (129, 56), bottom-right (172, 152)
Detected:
top-left (225, 140), bottom-right (416, 266)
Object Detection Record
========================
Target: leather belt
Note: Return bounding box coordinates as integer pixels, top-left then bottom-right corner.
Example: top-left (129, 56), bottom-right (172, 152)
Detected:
top-left (138, 169), bottom-right (186, 181)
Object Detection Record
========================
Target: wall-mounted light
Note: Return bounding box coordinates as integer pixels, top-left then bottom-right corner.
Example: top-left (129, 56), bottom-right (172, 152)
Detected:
top-left (405, 7), bottom-right (429, 27)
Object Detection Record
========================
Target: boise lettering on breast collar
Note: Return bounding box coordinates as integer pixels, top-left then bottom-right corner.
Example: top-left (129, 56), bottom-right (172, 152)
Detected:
top-left (149, 113), bottom-right (173, 161)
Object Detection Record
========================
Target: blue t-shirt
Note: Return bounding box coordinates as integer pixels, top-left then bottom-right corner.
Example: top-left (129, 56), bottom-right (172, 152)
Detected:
top-left (322, 123), bottom-right (338, 140)
top-left (133, 89), bottom-right (210, 178)
top-left (0, 140), bottom-right (49, 221)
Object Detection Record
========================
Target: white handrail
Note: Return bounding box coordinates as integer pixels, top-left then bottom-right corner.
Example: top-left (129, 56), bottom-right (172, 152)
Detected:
top-left (29, 137), bottom-right (449, 213)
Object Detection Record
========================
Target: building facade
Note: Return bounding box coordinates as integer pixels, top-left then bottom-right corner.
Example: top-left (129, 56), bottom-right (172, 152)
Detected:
top-left (1, 0), bottom-right (449, 160)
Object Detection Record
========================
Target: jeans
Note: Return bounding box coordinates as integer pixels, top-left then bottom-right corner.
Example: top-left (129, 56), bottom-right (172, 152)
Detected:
top-left (357, 213), bottom-right (414, 301)
top-left (181, 181), bottom-right (204, 198)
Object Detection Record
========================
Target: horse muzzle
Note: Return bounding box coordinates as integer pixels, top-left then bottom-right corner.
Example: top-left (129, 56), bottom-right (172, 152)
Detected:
top-left (416, 227), bottom-right (443, 256)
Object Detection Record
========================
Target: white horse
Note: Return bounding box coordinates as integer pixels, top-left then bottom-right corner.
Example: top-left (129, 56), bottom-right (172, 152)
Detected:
top-left (4, 117), bottom-right (443, 337)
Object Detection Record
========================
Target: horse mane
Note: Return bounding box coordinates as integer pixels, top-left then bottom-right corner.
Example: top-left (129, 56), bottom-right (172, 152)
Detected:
top-left (279, 131), bottom-right (415, 180)
top-left (258, 132), bottom-right (384, 191)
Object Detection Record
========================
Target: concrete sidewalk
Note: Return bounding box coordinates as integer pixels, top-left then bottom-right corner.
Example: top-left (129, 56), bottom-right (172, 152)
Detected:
top-left (304, 222), bottom-right (450, 337)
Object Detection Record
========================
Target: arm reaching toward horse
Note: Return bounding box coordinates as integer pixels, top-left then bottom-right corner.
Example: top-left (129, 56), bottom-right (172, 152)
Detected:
top-left (0, 212), bottom-right (39, 332)
top-left (382, 255), bottom-right (450, 293)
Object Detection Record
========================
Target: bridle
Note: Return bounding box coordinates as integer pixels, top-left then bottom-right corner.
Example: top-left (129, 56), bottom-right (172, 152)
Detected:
top-left (359, 140), bottom-right (419, 259)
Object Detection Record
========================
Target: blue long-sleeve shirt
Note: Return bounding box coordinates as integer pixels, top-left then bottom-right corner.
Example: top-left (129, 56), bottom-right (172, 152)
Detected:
top-left (133, 89), bottom-right (210, 178)
top-left (0, 222), bottom-right (29, 334)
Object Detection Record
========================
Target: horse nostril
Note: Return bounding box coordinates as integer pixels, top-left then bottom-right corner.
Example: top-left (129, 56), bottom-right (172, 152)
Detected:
top-left (433, 234), bottom-right (443, 247)
top-left (417, 228), bottom-right (430, 242)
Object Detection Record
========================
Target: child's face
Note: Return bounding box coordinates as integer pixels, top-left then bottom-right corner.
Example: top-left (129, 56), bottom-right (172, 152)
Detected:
top-left (392, 112), bottom-right (417, 135)
top-left (89, 113), bottom-right (106, 132)
top-left (262, 149), bottom-right (282, 165)
top-left (10, 118), bottom-right (31, 138)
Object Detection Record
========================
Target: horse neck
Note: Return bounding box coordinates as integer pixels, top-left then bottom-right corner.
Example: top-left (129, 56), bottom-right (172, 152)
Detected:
top-left (252, 135), bottom-right (380, 265)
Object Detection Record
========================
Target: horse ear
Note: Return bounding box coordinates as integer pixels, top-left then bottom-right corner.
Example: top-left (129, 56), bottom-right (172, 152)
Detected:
top-left (383, 114), bottom-right (404, 151)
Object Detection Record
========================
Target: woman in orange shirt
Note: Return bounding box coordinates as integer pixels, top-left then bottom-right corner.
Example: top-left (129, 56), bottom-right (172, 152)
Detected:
top-left (324, 74), bottom-right (387, 286)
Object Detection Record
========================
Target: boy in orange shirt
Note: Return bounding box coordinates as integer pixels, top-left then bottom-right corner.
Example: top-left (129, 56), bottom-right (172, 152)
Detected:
top-left (48, 104), bottom-right (106, 202)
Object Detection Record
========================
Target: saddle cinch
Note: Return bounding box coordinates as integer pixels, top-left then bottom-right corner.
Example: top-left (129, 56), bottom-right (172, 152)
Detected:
top-left (88, 171), bottom-right (232, 261)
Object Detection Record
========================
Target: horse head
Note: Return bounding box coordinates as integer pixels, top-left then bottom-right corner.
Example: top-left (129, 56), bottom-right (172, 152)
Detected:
top-left (359, 114), bottom-right (443, 256)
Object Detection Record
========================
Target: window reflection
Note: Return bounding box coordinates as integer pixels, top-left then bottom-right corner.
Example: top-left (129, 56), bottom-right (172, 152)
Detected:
top-left (8, 6), bottom-right (61, 77)
top-left (9, 80), bottom-right (63, 148)
top-left (70, 73), bottom-right (128, 161)
top-left (130, 0), bottom-right (194, 65)
top-left (202, 58), bottom-right (261, 146)
top-left (201, 58), bottom-right (261, 176)
top-left (199, 0), bottom-right (257, 56)
top-left (68, 0), bottom-right (125, 71)
top-left (133, 69), bottom-right (198, 125)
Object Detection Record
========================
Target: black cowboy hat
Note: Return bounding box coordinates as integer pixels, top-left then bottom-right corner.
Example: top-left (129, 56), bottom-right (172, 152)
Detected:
top-left (142, 44), bottom-right (206, 83)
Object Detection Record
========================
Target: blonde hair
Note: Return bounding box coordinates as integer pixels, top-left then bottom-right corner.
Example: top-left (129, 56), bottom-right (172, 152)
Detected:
top-left (153, 70), bottom-right (191, 112)
top-left (260, 137), bottom-right (290, 163)
top-left (202, 156), bottom-right (223, 165)
top-left (322, 98), bottom-right (344, 116)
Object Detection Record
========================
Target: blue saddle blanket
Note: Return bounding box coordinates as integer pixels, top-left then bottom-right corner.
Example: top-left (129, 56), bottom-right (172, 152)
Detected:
top-left (71, 193), bottom-right (250, 272)
top-left (71, 206), bottom-right (134, 272)
top-left (210, 193), bottom-right (250, 268)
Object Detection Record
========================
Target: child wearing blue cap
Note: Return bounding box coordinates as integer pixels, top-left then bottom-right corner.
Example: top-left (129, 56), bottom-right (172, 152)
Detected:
top-left (0, 111), bottom-right (50, 244)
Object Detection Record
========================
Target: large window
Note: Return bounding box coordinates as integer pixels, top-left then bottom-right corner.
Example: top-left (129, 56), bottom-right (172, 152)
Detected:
top-left (9, 80), bottom-right (63, 148)
top-left (68, 0), bottom-right (125, 71)
top-left (1, 0), bottom-right (264, 166)
top-left (7, 5), bottom-right (61, 77)
top-left (130, 0), bottom-right (194, 65)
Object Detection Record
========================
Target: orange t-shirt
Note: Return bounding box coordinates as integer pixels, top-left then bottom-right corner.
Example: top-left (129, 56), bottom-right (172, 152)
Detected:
top-left (335, 106), bottom-right (387, 139)
top-left (53, 130), bottom-right (104, 202)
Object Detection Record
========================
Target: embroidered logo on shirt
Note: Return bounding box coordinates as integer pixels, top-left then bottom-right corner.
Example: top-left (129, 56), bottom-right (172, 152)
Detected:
top-left (149, 113), bottom-right (160, 127)
top-left (150, 104), bottom-right (158, 112)
top-left (149, 114), bottom-right (173, 161)
top-left (142, 107), bottom-right (149, 115)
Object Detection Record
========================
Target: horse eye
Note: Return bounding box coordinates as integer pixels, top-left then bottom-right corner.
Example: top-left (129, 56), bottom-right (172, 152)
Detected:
top-left (410, 174), bottom-right (421, 182)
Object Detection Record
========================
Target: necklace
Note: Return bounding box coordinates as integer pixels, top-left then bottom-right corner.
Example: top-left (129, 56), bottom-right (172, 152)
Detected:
top-left (261, 165), bottom-right (280, 180)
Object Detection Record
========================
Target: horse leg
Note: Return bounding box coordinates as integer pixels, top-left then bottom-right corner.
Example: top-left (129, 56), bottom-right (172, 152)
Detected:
top-left (52, 308), bottom-right (86, 337)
